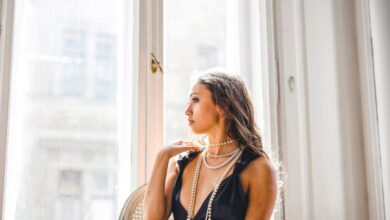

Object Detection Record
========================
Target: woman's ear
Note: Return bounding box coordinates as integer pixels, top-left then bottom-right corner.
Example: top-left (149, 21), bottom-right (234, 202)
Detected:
top-left (217, 107), bottom-right (225, 118)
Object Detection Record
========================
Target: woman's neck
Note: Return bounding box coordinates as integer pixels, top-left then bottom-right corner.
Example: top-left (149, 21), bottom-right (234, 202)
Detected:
top-left (205, 135), bottom-right (239, 156)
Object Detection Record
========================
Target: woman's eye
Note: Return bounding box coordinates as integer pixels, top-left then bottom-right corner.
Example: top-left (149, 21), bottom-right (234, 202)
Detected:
top-left (187, 97), bottom-right (199, 105)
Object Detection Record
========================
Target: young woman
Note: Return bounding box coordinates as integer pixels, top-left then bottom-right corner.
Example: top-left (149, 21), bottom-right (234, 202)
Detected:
top-left (144, 72), bottom-right (277, 220)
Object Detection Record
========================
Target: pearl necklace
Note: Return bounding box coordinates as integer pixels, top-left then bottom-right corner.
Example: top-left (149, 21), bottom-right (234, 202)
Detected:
top-left (204, 139), bottom-right (234, 147)
top-left (202, 149), bottom-right (240, 169)
top-left (186, 151), bottom-right (203, 220)
top-left (186, 149), bottom-right (244, 220)
top-left (207, 148), bottom-right (240, 158)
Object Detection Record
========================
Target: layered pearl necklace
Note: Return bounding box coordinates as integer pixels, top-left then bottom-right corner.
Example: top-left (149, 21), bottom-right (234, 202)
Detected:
top-left (203, 148), bottom-right (240, 169)
top-left (202, 139), bottom-right (239, 169)
top-left (186, 148), bottom-right (244, 220)
top-left (203, 139), bottom-right (235, 147)
top-left (207, 148), bottom-right (239, 158)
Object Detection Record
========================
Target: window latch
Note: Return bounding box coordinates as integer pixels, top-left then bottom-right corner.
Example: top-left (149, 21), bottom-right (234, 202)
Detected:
top-left (151, 53), bottom-right (164, 74)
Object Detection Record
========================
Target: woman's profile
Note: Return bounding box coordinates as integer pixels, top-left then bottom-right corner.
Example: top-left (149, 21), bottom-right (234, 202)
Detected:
top-left (144, 71), bottom-right (277, 220)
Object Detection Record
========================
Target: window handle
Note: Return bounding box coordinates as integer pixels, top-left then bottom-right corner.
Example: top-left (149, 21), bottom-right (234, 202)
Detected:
top-left (151, 53), bottom-right (164, 74)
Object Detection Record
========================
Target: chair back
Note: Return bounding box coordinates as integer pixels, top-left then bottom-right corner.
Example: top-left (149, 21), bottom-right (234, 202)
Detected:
top-left (118, 184), bottom-right (174, 220)
top-left (118, 184), bottom-right (147, 220)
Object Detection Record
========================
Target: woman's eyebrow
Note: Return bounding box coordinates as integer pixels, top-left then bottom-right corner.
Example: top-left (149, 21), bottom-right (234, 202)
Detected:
top-left (189, 92), bottom-right (199, 97)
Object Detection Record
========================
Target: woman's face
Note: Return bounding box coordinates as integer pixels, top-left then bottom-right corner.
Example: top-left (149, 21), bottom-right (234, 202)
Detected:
top-left (185, 82), bottom-right (222, 134)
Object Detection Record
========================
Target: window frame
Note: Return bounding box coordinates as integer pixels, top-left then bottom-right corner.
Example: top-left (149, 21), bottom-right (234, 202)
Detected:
top-left (135, 0), bottom-right (165, 184)
top-left (259, 1), bottom-right (284, 219)
top-left (0, 0), bottom-right (15, 216)
top-left (356, 0), bottom-right (388, 218)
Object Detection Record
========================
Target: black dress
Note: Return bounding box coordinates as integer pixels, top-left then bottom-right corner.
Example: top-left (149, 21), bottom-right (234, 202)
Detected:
top-left (171, 148), bottom-right (261, 220)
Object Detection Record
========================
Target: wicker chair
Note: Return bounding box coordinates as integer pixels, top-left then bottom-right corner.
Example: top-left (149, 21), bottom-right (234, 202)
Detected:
top-left (118, 184), bottom-right (174, 220)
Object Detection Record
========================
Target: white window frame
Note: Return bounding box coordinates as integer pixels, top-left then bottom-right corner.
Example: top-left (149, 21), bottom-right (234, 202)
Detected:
top-left (356, 0), bottom-right (388, 218)
top-left (259, 1), bottom-right (284, 219)
top-left (134, 0), bottom-right (164, 184)
top-left (0, 0), bottom-right (15, 217)
top-left (273, 1), bottom-right (312, 219)
top-left (355, 0), bottom-right (385, 219)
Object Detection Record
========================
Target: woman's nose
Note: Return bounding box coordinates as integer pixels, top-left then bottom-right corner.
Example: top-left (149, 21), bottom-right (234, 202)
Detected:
top-left (185, 105), bottom-right (192, 116)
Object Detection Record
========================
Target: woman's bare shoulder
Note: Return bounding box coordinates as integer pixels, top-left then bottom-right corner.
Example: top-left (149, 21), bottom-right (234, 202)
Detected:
top-left (167, 152), bottom-right (187, 174)
top-left (245, 155), bottom-right (276, 183)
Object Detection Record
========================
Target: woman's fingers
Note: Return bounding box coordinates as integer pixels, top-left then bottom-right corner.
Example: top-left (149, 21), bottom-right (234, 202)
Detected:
top-left (165, 140), bottom-right (203, 156)
top-left (185, 144), bottom-right (202, 152)
top-left (177, 141), bottom-right (199, 149)
top-left (174, 140), bottom-right (183, 145)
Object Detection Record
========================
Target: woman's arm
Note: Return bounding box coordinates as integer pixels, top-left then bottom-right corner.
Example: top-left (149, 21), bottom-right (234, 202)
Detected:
top-left (143, 151), bottom-right (172, 220)
top-left (143, 142), bottom-right (202, 220)
top-left (244, 156), bottom-right (277, 220)
top-left (162, 155), bottom-right (180, 219)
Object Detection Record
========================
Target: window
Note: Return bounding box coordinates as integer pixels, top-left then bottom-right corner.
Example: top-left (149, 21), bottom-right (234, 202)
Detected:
top-left (2, 0), bottom-right (135, 219)
top-left (1, 0), bottom-right (280, 219)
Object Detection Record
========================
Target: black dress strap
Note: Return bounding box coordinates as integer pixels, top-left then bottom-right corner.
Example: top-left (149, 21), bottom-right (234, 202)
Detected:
top-left (176, 151), bottom-right (199, 171)
top-left (234, 148), bottom-right (261, 174)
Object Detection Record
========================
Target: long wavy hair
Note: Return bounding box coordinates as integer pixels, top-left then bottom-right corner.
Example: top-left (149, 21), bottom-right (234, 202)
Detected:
top-left (193, 71), bottom-right (270, 160)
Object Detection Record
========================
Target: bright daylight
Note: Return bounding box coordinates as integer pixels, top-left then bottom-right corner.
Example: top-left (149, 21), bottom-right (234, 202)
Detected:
top-left (0, 0), bottom-right (389, 220)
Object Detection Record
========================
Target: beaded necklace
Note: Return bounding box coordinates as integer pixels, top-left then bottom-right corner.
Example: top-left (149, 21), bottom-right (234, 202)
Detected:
top-left (204, 139), bottom-right (234, 147)
top-left (207, 148), bottom-right (239, 158)
top-left (202, 148), bottom-right (240, 169)
top-left (186, 149), bottom-right (244, 220)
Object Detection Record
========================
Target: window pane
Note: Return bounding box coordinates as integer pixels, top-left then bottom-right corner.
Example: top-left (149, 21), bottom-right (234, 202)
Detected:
top-left (163, 0), bottom-right (262, 143)
top-left (164, 0), bottom-right (229, 143)
top-left (4, 0), bottom-right (134, 219)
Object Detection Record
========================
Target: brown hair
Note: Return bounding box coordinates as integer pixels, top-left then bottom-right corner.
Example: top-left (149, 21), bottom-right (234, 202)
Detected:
top-left (196, 71), bottom-right (269, 159)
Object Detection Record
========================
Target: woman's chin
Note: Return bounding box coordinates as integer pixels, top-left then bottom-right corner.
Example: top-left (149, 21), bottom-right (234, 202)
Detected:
top-left (188, 127), bottom-right (202, 134)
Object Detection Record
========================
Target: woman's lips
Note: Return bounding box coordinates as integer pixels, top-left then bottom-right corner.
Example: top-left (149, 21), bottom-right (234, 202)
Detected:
top-left (188, 120), bottom-right (194, 125)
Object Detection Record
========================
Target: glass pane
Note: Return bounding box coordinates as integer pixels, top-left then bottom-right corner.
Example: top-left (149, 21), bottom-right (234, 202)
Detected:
top-left (4, 0), bottom-right (135, 219)
top-left (163, 0), bottom-right (264, 143)
top-left (164, 0), bottom-right (229, 143)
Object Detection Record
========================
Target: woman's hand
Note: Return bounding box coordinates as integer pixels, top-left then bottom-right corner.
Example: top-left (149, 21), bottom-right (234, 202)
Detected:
top-left (159, 140), bottom-right (203, 158)
top-left (144, 140), bottom-right (202, 219)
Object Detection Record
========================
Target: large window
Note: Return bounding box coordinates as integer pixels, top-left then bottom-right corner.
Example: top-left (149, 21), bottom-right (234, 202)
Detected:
top-left (1, 0), bottom-right (280, 219)
top-left (3, 0), bottom-right (134, 219)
